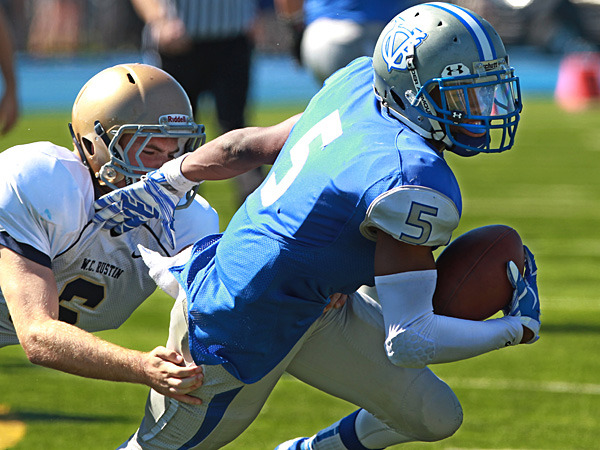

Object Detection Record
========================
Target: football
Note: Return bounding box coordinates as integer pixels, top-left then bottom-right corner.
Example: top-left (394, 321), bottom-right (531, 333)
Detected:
top-left (432, 224), bottom-right (525, 320)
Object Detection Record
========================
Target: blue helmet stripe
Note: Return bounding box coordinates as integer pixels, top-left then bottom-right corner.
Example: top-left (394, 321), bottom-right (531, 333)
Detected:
top-left (428, 2), bottom-right (496, 61)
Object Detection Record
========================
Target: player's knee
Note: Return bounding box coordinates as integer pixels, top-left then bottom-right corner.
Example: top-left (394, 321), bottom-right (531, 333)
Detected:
top-left (388, 373), bottom-right (463, 442)
top-left (417, 381), bottom-right (463, 441)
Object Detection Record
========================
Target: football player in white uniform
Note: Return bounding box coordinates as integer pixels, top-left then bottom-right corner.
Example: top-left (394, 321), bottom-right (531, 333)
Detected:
top-left (0, 63), bottom-right (293, 404)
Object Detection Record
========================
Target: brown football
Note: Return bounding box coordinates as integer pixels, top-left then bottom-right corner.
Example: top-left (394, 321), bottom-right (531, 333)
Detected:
top-left (433, 225), bottom-right (525, 320)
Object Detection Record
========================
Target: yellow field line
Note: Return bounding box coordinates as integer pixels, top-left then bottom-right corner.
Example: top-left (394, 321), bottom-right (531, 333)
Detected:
top-left (0, 404), bottom-right (26, 450)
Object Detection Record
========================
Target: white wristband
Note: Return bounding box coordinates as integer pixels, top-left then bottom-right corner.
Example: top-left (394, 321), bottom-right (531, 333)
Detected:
top-left (161, 154), bottom-right (201, 194)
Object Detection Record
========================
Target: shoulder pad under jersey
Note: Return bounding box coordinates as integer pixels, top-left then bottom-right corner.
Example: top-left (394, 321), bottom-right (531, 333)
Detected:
top-left (0, 142), bottom-right (92, 257)
top-left (360, 186), bottom-right (460, 246)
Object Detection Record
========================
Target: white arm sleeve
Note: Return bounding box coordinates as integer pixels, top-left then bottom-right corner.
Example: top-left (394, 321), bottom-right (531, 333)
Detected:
top-left (375, 270), bottom-right (523, 369)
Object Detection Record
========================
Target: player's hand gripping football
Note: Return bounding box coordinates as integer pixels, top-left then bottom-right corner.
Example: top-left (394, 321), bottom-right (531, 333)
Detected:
top-left (93, 157), bottom-right (197, 249)
top-left (505, 246), bottom-right (540, 344)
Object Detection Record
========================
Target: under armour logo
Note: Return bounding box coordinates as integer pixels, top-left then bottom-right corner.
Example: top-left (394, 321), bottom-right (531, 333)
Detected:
top-left (443, 63), bottom-right (471, 77)
top-left (381, 18), bottom-right (427, 72)
top-left (452, 111), bottom-right (464, 120)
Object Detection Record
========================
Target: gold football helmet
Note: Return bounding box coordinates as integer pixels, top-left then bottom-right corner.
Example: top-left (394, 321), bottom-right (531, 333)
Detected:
top-left (70, 63), bottom-right (205, 190)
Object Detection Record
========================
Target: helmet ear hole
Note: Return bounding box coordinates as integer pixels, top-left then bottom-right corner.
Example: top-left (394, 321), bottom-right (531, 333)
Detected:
top-left (390, 90), bottom-right (406, 111)
top-left (82, 137), bottom-right (95, 156)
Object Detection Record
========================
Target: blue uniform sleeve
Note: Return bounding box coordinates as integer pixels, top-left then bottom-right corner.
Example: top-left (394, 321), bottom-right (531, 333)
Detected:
top-left (360, 144), bottom-right (462, 246)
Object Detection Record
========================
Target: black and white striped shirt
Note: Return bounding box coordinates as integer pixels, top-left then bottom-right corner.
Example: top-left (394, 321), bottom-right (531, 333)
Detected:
top-left (165, 0), bottom-right (258, 40)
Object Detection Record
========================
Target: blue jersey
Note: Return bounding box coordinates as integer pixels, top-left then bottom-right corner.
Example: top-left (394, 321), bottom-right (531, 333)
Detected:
top-left (172, 57), bottom-right (462, 383)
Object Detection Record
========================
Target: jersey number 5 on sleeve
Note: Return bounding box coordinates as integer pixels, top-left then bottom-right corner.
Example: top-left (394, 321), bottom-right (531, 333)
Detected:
top-left (400, 202), bottom-right (439, 245)
top-left (260, 110), bottom-right (343, 207)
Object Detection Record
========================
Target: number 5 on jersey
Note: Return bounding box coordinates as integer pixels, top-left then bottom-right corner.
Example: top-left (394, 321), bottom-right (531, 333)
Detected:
top-left (261, 111), bottom-right (343, 207)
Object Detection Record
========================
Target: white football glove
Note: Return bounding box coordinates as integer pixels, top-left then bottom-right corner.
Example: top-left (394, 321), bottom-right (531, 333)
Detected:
top-left (504, 246), bottom-right (540, 344)
top-left (93, 156), bottom-right (198, 249)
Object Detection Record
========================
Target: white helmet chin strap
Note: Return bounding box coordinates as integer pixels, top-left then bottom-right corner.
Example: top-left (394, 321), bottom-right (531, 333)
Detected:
top-left (405, 49), bottom-right (448, 143)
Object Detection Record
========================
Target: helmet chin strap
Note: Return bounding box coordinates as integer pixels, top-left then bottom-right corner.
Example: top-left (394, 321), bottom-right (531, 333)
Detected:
top-left (405, 50), bottom-right (447, 143)
top-left (68, 122), bottom-right (89, 168)
top-left (94, 121), bottom-right (112, 147)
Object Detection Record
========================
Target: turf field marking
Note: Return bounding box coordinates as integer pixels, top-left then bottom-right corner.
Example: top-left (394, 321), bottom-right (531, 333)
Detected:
top-left (0, 404), bottom-right (26, 449)
top-left (447, 377), bottom-right (600, 395)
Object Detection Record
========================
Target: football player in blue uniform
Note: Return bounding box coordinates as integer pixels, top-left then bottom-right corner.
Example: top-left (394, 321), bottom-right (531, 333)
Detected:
top-left (95, 3), bottom-right (541, 449)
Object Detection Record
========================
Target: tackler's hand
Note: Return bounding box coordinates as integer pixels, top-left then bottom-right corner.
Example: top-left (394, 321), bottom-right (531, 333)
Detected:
top-left (324, 292), bottom-right (348, 313)
top-left (142, 346), bottom-right (204, 405)
top-left (505, 246), bottom-right (540, 344)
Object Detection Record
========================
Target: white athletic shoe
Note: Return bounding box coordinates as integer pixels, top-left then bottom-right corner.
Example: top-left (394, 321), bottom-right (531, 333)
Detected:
top-left (274, 437), bottom-right (312, 450)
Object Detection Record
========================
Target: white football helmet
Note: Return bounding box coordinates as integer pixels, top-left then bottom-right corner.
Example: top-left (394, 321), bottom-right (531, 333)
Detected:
top-left (70, 63), bottom-right (205, 192)
top-left (373, 2), bottom-right (522, 155)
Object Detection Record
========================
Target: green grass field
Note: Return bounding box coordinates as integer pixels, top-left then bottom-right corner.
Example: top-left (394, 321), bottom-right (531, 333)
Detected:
top-left (0, 98), bottom-right (599, 450)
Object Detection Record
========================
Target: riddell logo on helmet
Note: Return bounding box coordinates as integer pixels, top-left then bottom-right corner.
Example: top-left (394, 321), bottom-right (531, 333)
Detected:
top-left (159, 114), bottom-right (192, 126)
top-left (167, 115), bottom-right (188, 123)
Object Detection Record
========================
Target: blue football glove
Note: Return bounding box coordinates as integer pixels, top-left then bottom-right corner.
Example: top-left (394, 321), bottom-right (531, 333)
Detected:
top-left (93, 170), bottom-right (182, 249)
top-left (505, 246), bottom-right (540, 344)
top-left (93, 157), bottom-right (197, 249)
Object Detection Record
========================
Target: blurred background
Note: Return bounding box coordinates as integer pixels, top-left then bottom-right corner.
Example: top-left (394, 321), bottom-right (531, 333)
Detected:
top-left (0, 0), bottom-right (322, 115)
top-left (1, 0), bottom-right (600, 116)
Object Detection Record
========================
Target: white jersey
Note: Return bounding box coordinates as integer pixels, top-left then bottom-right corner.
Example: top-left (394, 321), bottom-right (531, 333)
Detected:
top-left (0, 142), bottom-right (218, 346)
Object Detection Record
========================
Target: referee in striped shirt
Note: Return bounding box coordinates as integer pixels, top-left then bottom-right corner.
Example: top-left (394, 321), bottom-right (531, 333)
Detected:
top-left (131, 0), bottom-right (264, 205)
